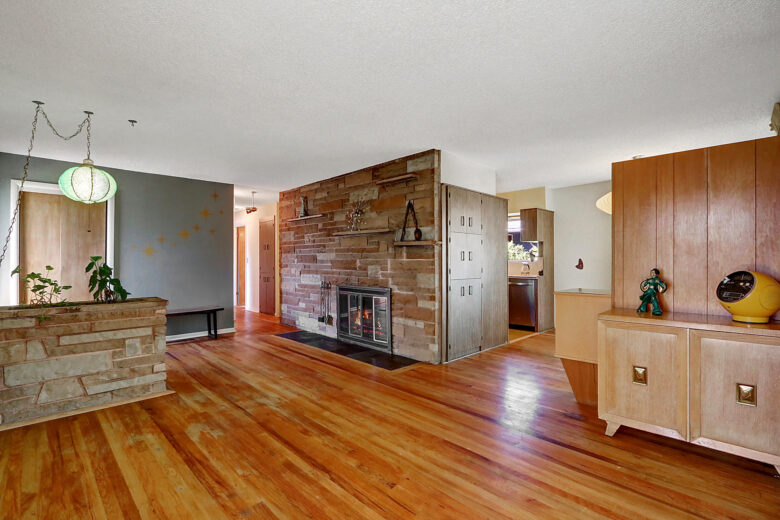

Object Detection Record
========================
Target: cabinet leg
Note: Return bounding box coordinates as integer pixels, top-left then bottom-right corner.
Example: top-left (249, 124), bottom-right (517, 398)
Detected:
top-left (775, 465), bottom-right (780, 476)
top-left (605, 422), bottom-right (621, 437)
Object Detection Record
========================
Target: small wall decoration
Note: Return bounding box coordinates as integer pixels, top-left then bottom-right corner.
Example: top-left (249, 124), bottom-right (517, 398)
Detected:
top-left (400, 200), bottom-right (422, 241)
top-left (299, 196), bottom-right (309, 218)
top-left (346, 200), bottom-right (367, 231)
top-left (637, 268), bottom-right (667, 316)
top-left (575, 258), bottom-right (584, 270)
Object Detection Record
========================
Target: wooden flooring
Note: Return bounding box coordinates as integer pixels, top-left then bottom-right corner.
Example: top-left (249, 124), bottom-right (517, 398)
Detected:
top-left (0, 309), bottom-right (778, 519)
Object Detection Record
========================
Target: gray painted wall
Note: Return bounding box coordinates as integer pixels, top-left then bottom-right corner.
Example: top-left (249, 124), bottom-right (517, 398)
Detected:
top-left (0, 152), bottom-right (234, 335)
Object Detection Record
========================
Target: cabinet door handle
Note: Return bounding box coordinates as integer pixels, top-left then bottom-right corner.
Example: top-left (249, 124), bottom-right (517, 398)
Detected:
top-left (468, 251), bottom-right (473, 261)
top-left (460, 286), bottom-right (465, 296)
top-left (460, 216), bottom-right (465, 226)
top-left (632, 366), bottom-right (648, 385)
top-left (468, 285), bottom-right (473, 295)
top-left (468, 216), bottom-right (473, 227)
top-left (461, 251), bottom-right (465, 261)
top-left (736, 383), bottom-right (757, 406)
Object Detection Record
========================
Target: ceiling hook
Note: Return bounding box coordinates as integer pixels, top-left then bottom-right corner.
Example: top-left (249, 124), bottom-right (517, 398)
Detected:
top-left (128, 119), bottom-right (137, 127)
top-left (32, 100), bottom-right (45, 106)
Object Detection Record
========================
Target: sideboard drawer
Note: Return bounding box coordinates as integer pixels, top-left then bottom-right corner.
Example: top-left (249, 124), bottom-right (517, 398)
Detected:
top-left (690, 331), bottom-right (780, 457)
top-left (598, 321), bottom-right (688, 440)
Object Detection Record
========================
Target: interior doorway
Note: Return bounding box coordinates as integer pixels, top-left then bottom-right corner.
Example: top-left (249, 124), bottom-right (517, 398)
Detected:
top-left (7, 181), bottom-right (114, 305)
top-left (258, 218), bottom-right (275, 315)
top-left (236, 226), bottom-right (246, 306)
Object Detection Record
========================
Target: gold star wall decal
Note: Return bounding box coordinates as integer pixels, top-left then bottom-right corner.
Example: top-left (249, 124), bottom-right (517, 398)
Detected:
top-left (131, 245), bottom-right (137, 249)
top-left (219, 209), bottom-right (224, 215)
top-left (171, 242), bottom-right (178, 247)
top-left (200, 209), bottom-right (212, 219)
top-left (157, 236), bottom-right (166, 243)
top-left (141, 244), bottom-right (156, 257)
top-left (209, 228), bottom-right (216, 234)
top-left (179, 230), bottom-right (190, 240)
top-left (194, 224), bottom-right (201, 231)
top-left (212, 192), bottom-right (219, 201)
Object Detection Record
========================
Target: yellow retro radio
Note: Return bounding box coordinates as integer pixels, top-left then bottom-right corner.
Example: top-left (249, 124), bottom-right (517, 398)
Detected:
top-left (716, 270), bottom-right (780, 323)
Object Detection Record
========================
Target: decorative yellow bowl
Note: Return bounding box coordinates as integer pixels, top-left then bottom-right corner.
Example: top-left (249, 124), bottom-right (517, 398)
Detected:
top-left (716, 270), bottom-right (780, 323)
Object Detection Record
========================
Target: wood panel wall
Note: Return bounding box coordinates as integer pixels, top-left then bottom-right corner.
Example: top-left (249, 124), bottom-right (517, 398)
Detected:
top-left (612, 136), bottom-right (780, 322)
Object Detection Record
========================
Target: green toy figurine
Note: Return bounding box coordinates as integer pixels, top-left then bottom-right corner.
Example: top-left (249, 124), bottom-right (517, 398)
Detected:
top-left (637, 268), bottom-right (667, 316)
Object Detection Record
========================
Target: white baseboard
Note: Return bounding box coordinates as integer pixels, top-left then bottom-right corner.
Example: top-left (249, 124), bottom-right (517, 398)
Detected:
top-left (166, 327), bottom-right (237, 342)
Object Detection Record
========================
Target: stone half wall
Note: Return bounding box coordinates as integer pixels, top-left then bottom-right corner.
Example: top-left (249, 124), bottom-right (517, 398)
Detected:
top-left (0, 297), bottom-right (168, 426)
top-left (279, 150), bottom-right (442, 363)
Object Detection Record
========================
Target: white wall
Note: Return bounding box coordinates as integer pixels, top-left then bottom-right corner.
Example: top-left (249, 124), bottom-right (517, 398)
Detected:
top-left (548, 180), bottom-right (612, 292)
top-left (440, 150), bottom-right (496, 195)
top-left (234, 201), bottom-right (280, 315)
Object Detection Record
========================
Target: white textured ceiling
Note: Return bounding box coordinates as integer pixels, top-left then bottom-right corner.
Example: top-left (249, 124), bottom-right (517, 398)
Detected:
top-left (1, 1), bottom-right (778, 193)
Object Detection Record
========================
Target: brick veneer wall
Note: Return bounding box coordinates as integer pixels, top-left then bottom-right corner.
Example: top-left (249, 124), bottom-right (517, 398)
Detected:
top-left (279, 150), bottom-right (442, 362)
top-left (0, 297), bottom-right (168, 426)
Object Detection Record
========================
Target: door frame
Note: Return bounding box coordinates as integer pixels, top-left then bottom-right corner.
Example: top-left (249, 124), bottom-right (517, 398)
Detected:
top-left (235, 225), bottom-right (246, 306)
top-left (5, 180), bottom-right (115, 305)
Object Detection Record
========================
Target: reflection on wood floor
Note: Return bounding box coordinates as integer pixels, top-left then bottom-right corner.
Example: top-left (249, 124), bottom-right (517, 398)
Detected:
top-left (0, 308), bottom-right (777, 519)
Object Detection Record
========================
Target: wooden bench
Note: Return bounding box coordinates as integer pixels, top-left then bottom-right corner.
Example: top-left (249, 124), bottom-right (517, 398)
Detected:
top-left (166, 306), bottom-right (225, 339)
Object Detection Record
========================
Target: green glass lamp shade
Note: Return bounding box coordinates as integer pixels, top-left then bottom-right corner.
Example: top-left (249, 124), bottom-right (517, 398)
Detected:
top-left (58, 159), bottom-right (117, 204)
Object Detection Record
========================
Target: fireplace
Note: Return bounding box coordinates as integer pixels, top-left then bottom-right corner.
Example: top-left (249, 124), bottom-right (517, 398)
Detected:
top-left (337, 286), bottom-right (392, 353)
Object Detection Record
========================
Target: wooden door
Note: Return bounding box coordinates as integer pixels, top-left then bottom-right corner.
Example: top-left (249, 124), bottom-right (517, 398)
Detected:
top-left (448, 279), bottom-right (482, 360)
top-left (19, 192), bottom-right (106, 303)
top-left (598, 321), bottom-right (688, 441)
top-left (690, 330), bottom-right (780, 460)
top-left (519, 209), bottom-right (538, 241)
top-left (481, 195), bottom-right (508, 349)
top-left (448, 233), bottom-right (481, 280)
top-left (259, 219), bottom-right (275, 273)
top-left (258, 219), bottom-right (275, 315)
top-left (236, 226), bottom-right (245, 306)
top-left (447, 186), bottom-right (469, 234)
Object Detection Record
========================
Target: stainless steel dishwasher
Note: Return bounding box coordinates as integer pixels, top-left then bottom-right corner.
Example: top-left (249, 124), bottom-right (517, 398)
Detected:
top-left (508, 277), bottom-right (537, 330)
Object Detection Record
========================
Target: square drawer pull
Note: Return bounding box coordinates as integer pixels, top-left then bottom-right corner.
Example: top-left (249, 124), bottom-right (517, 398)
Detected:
top-left (632, 366), bottom-right (648, 385)
top-left (736, 383), bottom-right (757, 406)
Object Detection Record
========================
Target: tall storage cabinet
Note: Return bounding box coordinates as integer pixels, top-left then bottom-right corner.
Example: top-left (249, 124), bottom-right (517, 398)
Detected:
top-left (443, 185), bottom-right (508, 361)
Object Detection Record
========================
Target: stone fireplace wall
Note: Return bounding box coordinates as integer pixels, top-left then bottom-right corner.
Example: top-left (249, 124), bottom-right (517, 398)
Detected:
top-left (279, 150), bottom-right (441, 362)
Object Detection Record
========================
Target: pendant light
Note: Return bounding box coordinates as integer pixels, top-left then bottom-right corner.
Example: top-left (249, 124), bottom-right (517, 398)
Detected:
top-left (596, 192), bottom-right (612, 215)
top-left (57, 110), bottom-right (117, 204)
top-left (246, 191), bottom-right (258, 214)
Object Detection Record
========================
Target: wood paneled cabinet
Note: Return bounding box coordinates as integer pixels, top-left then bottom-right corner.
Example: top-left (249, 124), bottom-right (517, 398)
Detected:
top-left (598, 311), bottom-right (780, 472)
top-left (443, 185), bottom-right (508, 361)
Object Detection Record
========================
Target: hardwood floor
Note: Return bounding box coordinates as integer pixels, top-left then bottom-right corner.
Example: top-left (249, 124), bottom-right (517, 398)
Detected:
top-left (1, 309), bottom-right (777, 519)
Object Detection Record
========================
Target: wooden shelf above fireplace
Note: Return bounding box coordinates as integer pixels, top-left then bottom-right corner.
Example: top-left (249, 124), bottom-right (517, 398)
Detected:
top-left (393, 240), bottom-right (440, 246)
top-left (375, 173), bottom-right (417, 185)
top-left (333, 228), bottom-right (392, 236)
top-left (286, 214), bottom-right (325, 222)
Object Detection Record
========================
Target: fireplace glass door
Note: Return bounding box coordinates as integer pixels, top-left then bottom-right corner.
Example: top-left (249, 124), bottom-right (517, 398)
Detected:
top-left (337, 286), bottom-right (392, 352)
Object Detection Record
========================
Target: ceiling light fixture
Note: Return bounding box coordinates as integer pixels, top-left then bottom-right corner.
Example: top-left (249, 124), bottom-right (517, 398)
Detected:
top-left (57, 110), bottom-right (117, 204)
top-left (596, 192), bottom-right (612, 215)
top-left (245, 191), bottom-right (258, 214)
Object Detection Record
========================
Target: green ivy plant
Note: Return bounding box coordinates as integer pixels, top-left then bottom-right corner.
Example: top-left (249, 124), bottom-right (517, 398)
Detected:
top-left (86, 256), bottom-right (130, 303)
top-left (507, 242), bottom-right (539, 261)
top-left (12, 265), bottom-right (71, 307)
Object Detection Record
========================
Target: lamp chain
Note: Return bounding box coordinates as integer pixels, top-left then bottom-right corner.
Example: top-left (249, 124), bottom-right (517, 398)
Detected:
top-left (0, 104), bottom-right (93, 269)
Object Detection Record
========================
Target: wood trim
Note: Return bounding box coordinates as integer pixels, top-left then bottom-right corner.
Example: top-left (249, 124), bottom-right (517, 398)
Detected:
top-left (376, 174), bottom-right (417, 185)
top-left (560, 359), bottom-right (598, 406)
top-left (393, 240), bottom-right (440, 246)
top-left (332, 228), bottom-right (392, 236)
top-left (286, 213), bottom-right (325, 222)
top-left (599, 308), bottom-right (780, 338)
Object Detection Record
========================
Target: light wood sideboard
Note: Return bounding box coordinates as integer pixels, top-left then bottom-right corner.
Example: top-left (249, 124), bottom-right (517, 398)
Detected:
top-left (598, 309), bottom-right (780, 472)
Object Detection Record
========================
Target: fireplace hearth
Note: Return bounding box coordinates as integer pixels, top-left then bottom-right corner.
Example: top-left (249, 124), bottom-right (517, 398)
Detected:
top-left (337, 285), bottom-right (392, 353)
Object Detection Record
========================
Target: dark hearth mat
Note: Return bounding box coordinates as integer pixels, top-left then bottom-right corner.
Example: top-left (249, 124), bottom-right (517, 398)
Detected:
top-left (276, 331), bottom-right (418, 371)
